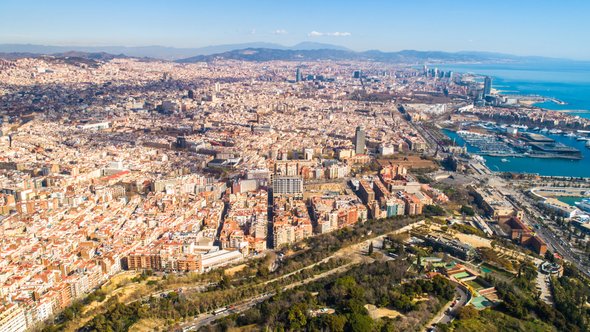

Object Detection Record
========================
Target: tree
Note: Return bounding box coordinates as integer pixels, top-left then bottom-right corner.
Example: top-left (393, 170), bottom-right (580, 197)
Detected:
top-left (457, 306), bottom-right (479, 320)
top-left (460, 205), bottom-right (475, 216)
top-left (322, 314), bottom-right (347, 332)
top-left (424, 204), bottom-right (446, 217)
top-left (368, 242), bottom-right (374, 255)
top-left (346, 313), bottom-right (373, 332)
top-left (287, 304), bottom-right (307, 330)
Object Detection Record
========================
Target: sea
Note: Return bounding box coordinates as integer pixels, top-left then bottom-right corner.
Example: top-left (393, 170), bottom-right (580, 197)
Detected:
top-left (437, 61), bottom-right (590, 179)
top-left (555, 196), bottom-right (584, 206)
top-left (435, 62), bottom-right (590, 119)
top-left (443, 129), bottom-right (590, 178)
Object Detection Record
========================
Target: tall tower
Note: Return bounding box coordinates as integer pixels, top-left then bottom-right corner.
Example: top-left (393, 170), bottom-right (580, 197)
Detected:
top-left (483, 76), bottom-right (492, 96)
top-left (296, 68), bottom-right (302, 82)
top-left (354, 126), bottom-right (366, 155)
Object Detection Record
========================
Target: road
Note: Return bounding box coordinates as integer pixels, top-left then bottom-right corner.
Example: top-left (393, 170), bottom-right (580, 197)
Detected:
top-left (126, 283), bottom-right (215, 305)
top-left (179, 253), bottom-right (364, 331)
top-left (179, 221), bottom-right (426, 331)
top-left (420, 124), bottom-right (589, 277)
top-left (497, 179), bottom-right (590, 276)
top-left (456, 161), bottom-right (590, 278)
top-left (426, 283), bottom-right (470, 329)
top-left (440, 284), bottom-right (470, 324)
top-left (180, 293), bottom-right (273, 331)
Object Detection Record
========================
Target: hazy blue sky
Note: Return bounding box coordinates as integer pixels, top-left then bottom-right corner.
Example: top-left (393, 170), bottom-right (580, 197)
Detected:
top-left (1, 0), bottom-right (589, 59)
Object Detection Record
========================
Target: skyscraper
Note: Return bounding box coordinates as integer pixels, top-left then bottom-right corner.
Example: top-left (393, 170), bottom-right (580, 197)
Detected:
top-left (296, 68), bottom-right (302, 82)
top-left (354, 126), bottom-right (366, 155)
top-left (483, 76), bottom-right (492, 95)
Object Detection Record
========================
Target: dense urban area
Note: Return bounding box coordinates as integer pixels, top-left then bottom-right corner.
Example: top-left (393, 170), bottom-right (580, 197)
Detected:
top-left (1, 54), bottom-right (590, 332)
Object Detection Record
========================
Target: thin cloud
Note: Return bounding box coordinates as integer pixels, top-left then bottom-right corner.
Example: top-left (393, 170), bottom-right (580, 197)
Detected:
top-left (273, 29), bottom-right (288, 35)
top-left (308, 31), bottom-right (351, 37)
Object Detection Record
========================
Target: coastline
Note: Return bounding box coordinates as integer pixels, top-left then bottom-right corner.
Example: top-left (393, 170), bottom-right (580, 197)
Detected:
top-left (443, 129), bottom-right (590, 178)
top-left (436, 63), bottom-right (590, 120)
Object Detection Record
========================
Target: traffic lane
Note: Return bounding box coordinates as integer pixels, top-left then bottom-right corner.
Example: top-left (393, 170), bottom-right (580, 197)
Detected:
top-left (180, 294), bottom-right (273, 331)
top-left (436, 284), bottom-right (470, 325)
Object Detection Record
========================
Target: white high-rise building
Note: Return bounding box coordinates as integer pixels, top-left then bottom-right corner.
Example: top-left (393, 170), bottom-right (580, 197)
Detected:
top-left (272, 176), bottom-right (303, 196)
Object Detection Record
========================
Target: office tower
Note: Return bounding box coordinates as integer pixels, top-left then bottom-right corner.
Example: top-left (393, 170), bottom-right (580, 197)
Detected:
top-left (354, 126), bottom-right (366, 155)
top-left (483, 76), bottom-right (492, 95)
top-left (353, 70), bottom-right (362, 79)
top-left (214, 82), bottom-right (220, 93)
top-left (296, 68), bottom-right (302, 82)
top-left (187, 89), bottom-right (194, 99)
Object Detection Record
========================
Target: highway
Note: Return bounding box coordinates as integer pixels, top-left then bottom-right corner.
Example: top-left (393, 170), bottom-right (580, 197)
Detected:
top-left (493, 178), bottom-right (590, 276)
top-left (466, 163), bottom-right (590, 277)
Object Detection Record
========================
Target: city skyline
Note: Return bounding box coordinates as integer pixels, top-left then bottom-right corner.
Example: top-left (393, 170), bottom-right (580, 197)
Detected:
top-left (1, 0), bottom-right (590, 60)
top-left (3, 2), bottom-right (590, 331)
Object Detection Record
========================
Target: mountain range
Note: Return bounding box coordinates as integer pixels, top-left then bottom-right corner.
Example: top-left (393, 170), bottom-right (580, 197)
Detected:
top-left (176, 48), bottom-right (540, 64)
top-left (0, 42), bottom-right (349, 60)
top-left (0, 42), bottom-right (582, 65)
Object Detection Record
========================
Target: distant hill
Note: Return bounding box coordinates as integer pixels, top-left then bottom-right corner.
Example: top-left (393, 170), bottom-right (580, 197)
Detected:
top-left (176, 48), bottom-right (544, 64)
top-left (0, 50), bottom-right (126, 62)
top-left (0, 42), bottom-right (351, 60)
top-left (52, 51), bottom-right (126, 61)
top-left (0, 43), bottom-right (581, 65)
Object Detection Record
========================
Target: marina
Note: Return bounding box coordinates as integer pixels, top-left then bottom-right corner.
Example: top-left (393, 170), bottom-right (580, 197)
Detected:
top-left (576, 198), bottom-right (590, 213)
top-left (453, 127), bottom-right (582, 160)
top-left (443, 128), bottom-right (590, 177)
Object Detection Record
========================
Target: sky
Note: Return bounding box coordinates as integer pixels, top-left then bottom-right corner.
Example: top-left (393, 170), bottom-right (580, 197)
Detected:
top-left (1, 0), bottom-right (589, 59)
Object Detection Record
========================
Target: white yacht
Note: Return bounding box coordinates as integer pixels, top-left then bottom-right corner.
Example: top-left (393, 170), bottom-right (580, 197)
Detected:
top-left (576, 199), bottom-right (590, 213)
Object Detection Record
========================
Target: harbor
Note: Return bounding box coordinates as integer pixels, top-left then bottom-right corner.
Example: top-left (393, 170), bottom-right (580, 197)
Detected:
top-left (451, 126), bottom-right (583, 160)
top-left (443, 125), bottom-right (590, 178)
